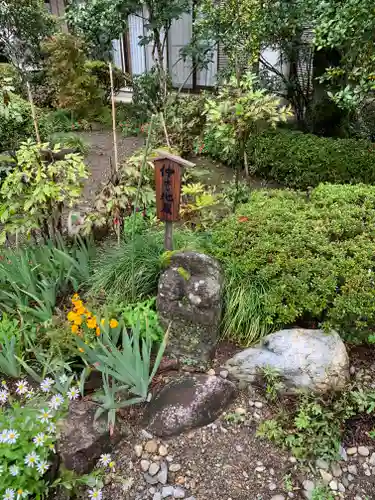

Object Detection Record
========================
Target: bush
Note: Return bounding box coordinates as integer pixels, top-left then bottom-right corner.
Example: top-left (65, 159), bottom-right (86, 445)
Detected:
top-left (0, 93), bottom-right (36, 151)
top-left (85, 60), bottom-right (128, 104)
top-left (43, 33), bottom-right (103, 117)
top-left (247, 130), bottom-right (375, 189)
top-left (210, 184), bottom-right (375, 344)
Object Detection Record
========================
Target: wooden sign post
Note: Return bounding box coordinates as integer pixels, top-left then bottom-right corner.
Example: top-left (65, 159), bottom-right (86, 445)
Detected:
top-left (154, 151), bottom-right (195, 251)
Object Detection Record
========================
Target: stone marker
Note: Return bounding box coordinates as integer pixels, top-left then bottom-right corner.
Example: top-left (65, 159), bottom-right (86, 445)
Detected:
top-left (225, 328), bottom-right (349, 393)
top-left (157, 251), bottom-right (223, 364)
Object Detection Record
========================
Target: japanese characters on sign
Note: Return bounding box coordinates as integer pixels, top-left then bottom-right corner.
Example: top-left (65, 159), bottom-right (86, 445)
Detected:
top-left (154, 159), bottom-right (182, 222)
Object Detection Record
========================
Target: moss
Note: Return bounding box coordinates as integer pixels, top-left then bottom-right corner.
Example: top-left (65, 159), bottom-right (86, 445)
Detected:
top-left (177, 266), bottom-right (191, 281)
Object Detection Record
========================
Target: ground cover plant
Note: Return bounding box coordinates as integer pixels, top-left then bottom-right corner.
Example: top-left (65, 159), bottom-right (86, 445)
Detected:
top-left (210, 183), bottom-right (375, 345)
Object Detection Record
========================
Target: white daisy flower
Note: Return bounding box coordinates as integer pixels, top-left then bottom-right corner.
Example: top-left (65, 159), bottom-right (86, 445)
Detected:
top-left (33, 433), bottom-right (45, 447)
top-left (9, 465), bottom-right (19, 476)
top-left (16, 489), bottom-right (29, 499)
top-left (88, 489), bottom-right (102, 500)
top-left (3, 489), bottom-right (15, 500)
top-left (67, 387), bottom-right (79, 401)
top-left (1, 380), bottom-right (8, 391)
top-left (40, 378), bottom-right (54, 393)
top-left (47, 422), bottom-right (56, 434)
top-left (7, 429), bottom-right (19, 444)
top-left (24, 451), bottom-right (39, 468)
top-left (59, 374), bottom-right (68, 385)
top-left (15, 380), bottom-right (28, 395)
top-left (25, 388), bottom-right (35, 399)
top-left (0, 389), bottom-right (8, 404)
top-left (0, 429), bottom-right (8, 443)
top-left (48, 394), bottom-right (64, 410)
top-left (39, 409), bottom-right (53, 423)
top-left (36, 460), bottom-right (49, 474)
top-left (99, 453), bottom-right (112, 467)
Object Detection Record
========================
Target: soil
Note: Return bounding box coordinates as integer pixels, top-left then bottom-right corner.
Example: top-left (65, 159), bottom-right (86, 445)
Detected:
top-left (78, 130), bottom-right (144, 203)
top-left (94, 344), bottom-right (375, 500)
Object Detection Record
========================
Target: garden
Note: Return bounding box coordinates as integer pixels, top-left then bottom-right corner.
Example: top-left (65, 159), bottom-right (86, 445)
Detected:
top-left (1, 0), bottom-right (375, 499)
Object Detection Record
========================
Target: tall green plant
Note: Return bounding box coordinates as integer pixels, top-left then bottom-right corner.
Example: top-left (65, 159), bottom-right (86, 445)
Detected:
top-left (78, 320), bottom-right (168, 431)
top-left (0, 140), bottom-right (88, 243)
top-left (205, 72), bottom-right (291, 208)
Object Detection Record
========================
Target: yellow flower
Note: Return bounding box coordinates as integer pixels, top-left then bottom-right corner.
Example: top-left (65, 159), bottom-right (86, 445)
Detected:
top-left (74, 316), bottom-right (83, 326)
top-left (72, 293), bottom-right (80, 300)
top-left (87, 317), bottom-right (97, 329)
top-left (96, 326), bottom-right (101, 337)
top-left (109, 319), bottom-right (119, 329)
top-left (100, 318), bottom-right (106, 326)
top-left (78, 347), bottom-right (84, 353)
top-left (71, 324), bottom-right (79, 334)
top-left (76, 306), bottom-right (86, 315)
top-left (73, 300), bottom-right (84, 310)
top-left (67, 311), bottom-right (76, 322)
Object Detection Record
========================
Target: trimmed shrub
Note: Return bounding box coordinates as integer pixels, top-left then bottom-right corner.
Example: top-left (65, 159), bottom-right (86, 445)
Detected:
top-left (209, 184), bottom-right (375, 345)
top-left (247, 130), bottom-right (375, 189)
top-left (85, 60), bottom-right (128, 104)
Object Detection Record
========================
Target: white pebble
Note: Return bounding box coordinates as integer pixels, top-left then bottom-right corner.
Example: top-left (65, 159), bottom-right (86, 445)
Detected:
top-left (358, 446), bottom-right (370, 457)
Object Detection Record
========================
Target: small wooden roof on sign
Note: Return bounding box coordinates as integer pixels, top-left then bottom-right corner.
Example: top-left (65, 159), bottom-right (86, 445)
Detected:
top-left (154, 150), bottom-right (195, 168)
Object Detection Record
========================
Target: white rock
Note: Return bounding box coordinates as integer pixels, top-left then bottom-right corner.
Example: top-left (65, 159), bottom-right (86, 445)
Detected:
top-left (302, 479), bottom-right (315, 491)
top-left (220, 370), bottom-right (229, 379)
top-left (141, 429), bottom-right (154, 440)
top-left (235, 407), bottom-right (247, 415)
top-left (346, 447), bottom-right (357, 455)
top-left (173, 487), bottom-right (186, 498)
top-left (358, 446), bottom-right (370, 457)
top-left (149, 462), bottom-right (160, 476)
top-left (365, 469), bottom-right (371, 477)
top-left (331, 463), bottom-right (342, 477)
top-left (254, 401), bottom-right (263, 409)
top-left (269, 483), bottom-right (277, 491)
top-left (135, 445), bottom-right (143, 457)
top-left (169, 463), bottom-right (182, 473)
top-left (338, 483), bottom-right (345, 493)
top-left (271, 496), bottom-right (285, 500)
top-left (348, 465), bottom-right (357, 475)
top-left (320, 470), bottom-right (333, 484)
top-left (347, 474), bottom-right (354, 481)
top-left (159, 445), bottom-right (168, 457)
top-left (162, 486), bottom-right (174, 498)
top-left (255, 466), bottom-right (266, 472)
top-left (316, 459), bottom-right (329, 470)
top-left (289, 457), bottom-right (297, 464)
top-left (140, 460), bottom-right (150, 472)
top-left (225, 328), bottom-right (349, 393)
top-left (207, 369), bottom-right (215, 376)
top-left (369, 452), bottom-right (375, 465)
top-left (235, 445), bottom-right (243, 452)
top-left (329, 480), bottom-right (338, 491)
top-left (145, 440), bottom-right (158, 454)
top-left (153, 494), bottom-right (162, 500)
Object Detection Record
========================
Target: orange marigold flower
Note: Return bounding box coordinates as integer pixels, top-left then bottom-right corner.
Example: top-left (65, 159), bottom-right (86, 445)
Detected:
top-left (71, 324), bottom-right (79, 334)
top-left (87, 317), bottom-right (97, 329)
top-left (96, 327), bottom-right (101, 336)
top-left (73, 300), bottom-right (84, 310)
top-left (109, 319), bottom-right (119, 329)
top-left (67, 311), bottom-right (76, 322)
top-left (74, 316), bottom-right (83, 326)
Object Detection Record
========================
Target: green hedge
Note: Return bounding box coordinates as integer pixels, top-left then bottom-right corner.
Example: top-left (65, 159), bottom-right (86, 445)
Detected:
top-left (247, 130), bottom-right (375, 189)
top-left (209, 184), bottom-right (375, 345)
